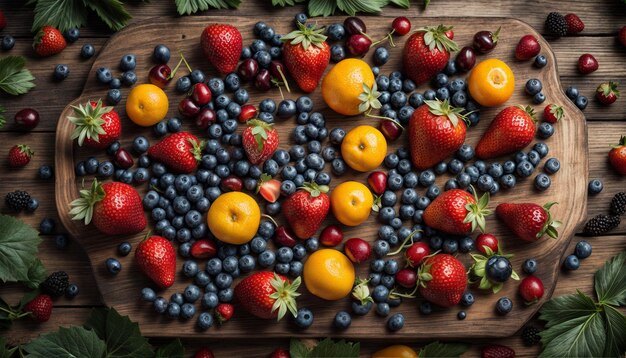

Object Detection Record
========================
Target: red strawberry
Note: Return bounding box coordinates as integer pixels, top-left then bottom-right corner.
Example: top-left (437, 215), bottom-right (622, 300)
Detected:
top-left (270, 348), bottom-right (291, 358)
top-left (543, 104), bottom-right (564, 124)
top-left (475, 105), bottom-right (536, 159)
top-left (7, 144), bottom-right (33, 167)
top-left (518, 276), bottom-right (544, 304)
top-left (596, 81), bottom-right (619, 105)
top-left (403, 25), bottom-right (459, 85)
top-left (194, 347), bottom-right (215, 358)
top-left (0, 10), bottom-right (6, 31)
top-left (33, 26), bottom-right (66, 56)
top-left (282, 182), bottom-right (330, 239)
top-left (215, 303), bottom-right (234, 324)
top-left (242, 120), bottom-right (279, 165)
top-left (609, 135), bottom-right (626, 175)
top-left (578, 53), bottom-right (598, 74)
top-left (148, 132), bottom-right (204, 174)
top-left (23, 294), bottom-right (53, 322)
top-left (135, 235), bottom-right (176, 289)
top-left (257, 174), bottom-right (281, 203)
top-left (619, 26), bottom-right (626, 48)
top-left (234, 271), bottom-right (300, 320)
top-left (418, 254), bottom-right (467, 307)
top-left (200, 24), bottom-right (242, 74)
top-left (281, 23), bottom-right (330, 93)
top-left (481, 345), bottom-right (515, 358)
top-left (423, 189), bottom-right (491, 236)
top-left (69, 100), bottom-right (121, 150)
top-left (514, 34), bottom-right (541, 60)
top-left (565, 13), bottom-right (584, 34)
top-left (408, 99), bottom-right (467, 170)
top-left (496, 202), bottom-right (561, 242)
top-left (70, 179), bottom-right (146, 235)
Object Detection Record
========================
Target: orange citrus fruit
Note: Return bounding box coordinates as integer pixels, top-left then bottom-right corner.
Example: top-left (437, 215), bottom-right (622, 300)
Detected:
top-left (331, 181), bottom-right (373, 226)
top-left (207, 192), bottom-right (260, 244)
top-left (341, 125), bottom-right (387, 172)
top-left (467, 58), bottom-right (515, 107)
top-left (303, 249), bottom-right (355, 300)
top-left (126, 84), bottom-right (169, 126)
top-left (321, 58), bottom-right (375, 116)
top-left (372, 345), bottom-right (419, 358)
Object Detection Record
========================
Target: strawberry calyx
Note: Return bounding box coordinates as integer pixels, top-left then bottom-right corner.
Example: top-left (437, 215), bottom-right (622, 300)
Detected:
top-left (69, 178), bottom-right (106, 225)
top-left (416, 261), bottom-right (433, 288)
top-left (281, 22), bottom-right (327, 50)
top-left (516, 104), bottom-right (537, 123)
top-left (610, 135), bottom-right (626, 149)
top-left (469, 250), bottom-right (519, 294)
top-left (188, 137), bottom-right (205, 162)
top-left (247, 119), bottom-right (273, 151)
top-left (358, 82), bottom-right (382, 114)
top-left (424, 99), bottom-right (467, 127)
top-left (463, 188), bottom-right (492, 233)
top-left (352, 278), bottom-right (374, 305)
top-left (416, 25), bottom-right (460, 53)
top-left (69, 99), bottom-right (111, 146)
top-left (300, 182), bottom-right (329, 197)
top-left (538, 202), bottom-right (561, 239)
top-left (16, 144), bottom-right (34, 157)
top-left (547, 104), bottom-right (564, 122)
top-left (597, 81), bottom-right (620, 98)
top-left (372, 195), bottom-right (382, 213)
top-left (268, 273), bottom-right (301, 321)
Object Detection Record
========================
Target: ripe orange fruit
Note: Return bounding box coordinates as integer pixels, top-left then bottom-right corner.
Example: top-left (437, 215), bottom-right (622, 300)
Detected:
top-left (467, 58), bottom-right (515, 107)
top-left (331, 181), bottom-right (373, 226)
top-left (372, 345), bottom-right (419, 358)
top-left (341, 125), bottom-right (387, 172)
top-left (207, 192), bottom-right (260, 244)
top-left (321, 58), bottom-right (375, 116)
top-left (303, 249), bottom-right (355, 300)
top-left (126, 84), bottom-right (169, 126)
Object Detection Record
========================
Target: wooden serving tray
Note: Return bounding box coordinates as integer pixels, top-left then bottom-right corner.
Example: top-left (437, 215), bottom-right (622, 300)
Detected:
top-left (55, 16), bottom-right (588, 339)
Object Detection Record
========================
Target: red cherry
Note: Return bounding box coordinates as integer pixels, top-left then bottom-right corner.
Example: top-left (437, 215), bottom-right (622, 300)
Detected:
top-left (255, 69), bottom-right (271, 91)
top-left (395, 268), bottom-right (417, 288)
top-left (178, 98), bottom-right (200, 118)
top-left (195, 108), bottom-right (216, 130)
top-left (518, 276), bottom-right (544, 304)
top-left (191, 83), bottom-right (212, 106)
top-left (238, 104), bottom-right (258, 123)
top-left (269, 348), bottom-right (290, 358)
top-left (391, 16), bottom-right (411, 36)
top-left (476, 233), bottom-right (499, 255)
top-left (114, 148), bottom-right (134, 169)
top-left (148, 64), bottom-right (171, 88)
top-left (405, 242), bottom-right (430, 267)
top-left (14, 108), bottom-right (40, 131)
top-left (473, 28), bottom-right (500, 54)
top-left (237, 59), bottom-right (259, 81)
top-left (220, 175), bottom-right (243, 192)
top-left (367, 171), bottom-right (388, 195)
top-left (191, 239), bottom-right (217, 259)
top-left (346, 34), bottom-right (372, 56)
top-left (578, 53), bottom-right (598, 74)
top-left (275, 226), bottom-right (297, 248)
top-left (379, 118), bottom-right (403, 141)
top-left (319, 225), bottom-right (344, 247)
top-left (344, 238), bottom-right (371, 264)
top-left (344, 16), bottom-right (366, 35)
top-left (455, 46), bottom-right (476, 72)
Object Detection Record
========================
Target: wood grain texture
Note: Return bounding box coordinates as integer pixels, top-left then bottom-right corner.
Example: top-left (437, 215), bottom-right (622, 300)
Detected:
top-left (46, 16), bottom-right (589, 339)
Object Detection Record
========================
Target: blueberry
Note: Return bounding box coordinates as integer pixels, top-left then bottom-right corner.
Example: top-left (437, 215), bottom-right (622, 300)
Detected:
top-left (433, 73), bottom-right (449, 88)
top-left (516, 161), bottom-right (534, 178)
top-left (390, 91), bottom-right (408, 110)
top-left (544, 158), bottom-right (560, 174)
top-left (39, 218), bottom-right (56, 234)
top-left (153, 121), bottom-right (168, 137)
top-left (1, 35), bottom-right (15, 50)
top-left (522, 258), bottom-right (538, 274)
top-left (184, 285), bottom-right (201, 303)
top-left (533, 92), bottom-right (546, 104)
top-left (258, 251), bottom-right (276, 267)
top-left (54, 234), bottom-right (68, 249)
top-left (180, 303), bottom-right (196, 319)
top-left (153, 297), bottom-right (168, 314)
top-left (424, 89), bottom-right (436, 100)
top-left (575, 95), bottom-right (588, 110)
top-left (457, 311), bottom-right (467, 320)
top-left (534, 173), bottom-right (551, 191)
top-left (277, 99), bottom-right (297, 119)
top-left (476, 174), bottom-right (494, 192)
top-left (105, 258), bottom-right (121, 274)
top-left (80, 44), bottom-right (95, 59)
top-left (444, 179), bottom-right (459, 191)
top-left (384, 260), bottom-right (399, 275)
top-left (448, 159), bottom-right (464, 174)
top-left (334, 311), bottom-right (352, 329)
top-left (373, 240), bottom-right (390, 257)
top-left (525, 79), bottom-right (542, 95)
top-left (196, 312), bottom-right (214, 330)
top-left (96, 67), bottom-right (113, 84)
top-left (330, 43), bottom-right (346, 63)
top-left (25, 197), bottom-right (39, 212)
top-left (387, 313), bottom-right (405, 331)
top-left (496, 297), bottom-right (513, 315)
top-left (215, 273), bottom-right (233, 289)
top-left (277, 247), bottom-right (294, 263)
top-left (117, 242), bottom-right (132, 257)
top-left (352, 301), bottom-right (373, 316)
top-left (455, 144), bottom-right (474, 162)
top-left (449, 79), bottom-right (466, 93)
top-left (296, 96), bottom-right (314, 114)
top-left (293, 307), bottom-right (314, 328)
top-left (435, 87), bottom-right (450, 100)
top-left (442, 239), bottom-right (458, 254)
top-left (331, 158), bottom-right (347, 176)
top-left (451, 91), bottom-right (467, 107)
top-left (326, 23), bottom-right (346, 41)
top-left (486, 163), bottom-right (503, 179)
top-left (53, 64), bottom-right (70, 81)
top-left (461, 292), bottom-right (475, 306)
top-left (444, 59), bottom-right (457, 75)
top-left (106, 89), bottom-right (121, 105)
top-left (151, 44), bottom-right (170, 63)
top-left (486, 256), bottom-right (513, 282)
top-left (575, 240), bottom-right (592, 259)
top-left (389, 78), bottom-right (402, 92)
top-left (374, 46), bottom-right (390, 66)
top-left (415, 196), bottom-right (431, 210)
top-left (201, 292), bottom-right (219, 310)
top-left (260, 27), bottom-right (275, 42)
top-left (566, 86), bottom-right (579, 100)
top-left (166, 302), bottom-right (181, 318)
top-left (419, 301), bottom-right (432, 315)
top-left (588, 179), bottom-right (603, 194)
top-left (376, 302), bottom-right (390, 317)
top-left (141, 287), bottom-right (156, 302)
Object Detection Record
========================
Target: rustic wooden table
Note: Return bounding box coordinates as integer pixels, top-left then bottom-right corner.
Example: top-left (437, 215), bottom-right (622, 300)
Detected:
top-left (0, 1), bottom-right (624, 356)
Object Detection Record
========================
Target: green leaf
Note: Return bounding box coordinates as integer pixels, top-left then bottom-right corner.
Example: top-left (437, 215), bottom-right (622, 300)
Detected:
top-left (23, 326), bottom-right (107, 358)
top-left (84, 307), bottom-right (154, 358)
top-left (308, 0), bottom-right (337, 16)
top-left (0, 337), bottom-right (17, 358)
top-left (389, 0), bottom-right (409, 7)
top-left (30, 0), bottom-right (88, 33)
top-left (603, 305), bottom-right (626, 357)
top-left (26, 258), bottom-right (47, 289)
top-left (289, 339), bottom-right (312, 358)
top-left (419, 341), bottom-right (469, 358)
top-left (0, 105), bottom-right (5, 129)
top-left (272, 0), bottom-right (305, 6)
top-left (0, 56), bottom-right (36, 96)
top-left (155, 339), bottom-right (184, 358)
top-left (18, 290), bottom-right (41, 311)
top-left (0, 214), bottom-right (43, 285)
top-left (175, 0), bottom-right (241, 14)
top-left (307, 338), bottom-right (359, 358)
top-left (595, 251), bottom-right (626, 306)
top-left (336, 0), bottom-right (387, 15)
top-left (539, 311), bottom-right (605, 358)
top-left (84, 0), bottom-right (132, 32)
top-left (539, 291), bottom-right (598, 327)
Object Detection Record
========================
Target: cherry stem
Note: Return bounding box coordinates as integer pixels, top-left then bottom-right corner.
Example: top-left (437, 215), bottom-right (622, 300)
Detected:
top-left (390, 285), bottom-right (418, 299)
top-left (276, 67), bottom-right (291, 93)
top-left (387, 230), bottom-right (421, 256)
top-left (261, 214), bottom-right (278, 227)
top-left (179, 51), bottom-right (193, 73)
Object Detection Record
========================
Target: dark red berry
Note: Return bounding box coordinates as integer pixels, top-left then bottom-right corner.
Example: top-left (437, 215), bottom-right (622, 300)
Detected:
top-left (346, 34), bottom-right (372, 56)
top-left (220, 175), bottom-right (243, 192)
top-left (456, 46), bottom-right (476, 72)
top-left (391, 17), bottom-right (411, 36)
top-left (344, 238), bottom-right (371, 263)
top-left (191, 239), bottom-right (217, 259)
top-left (238, 104), bottom-right (257, 123)
top-left (178, 98), bottom-right (200, 118)
top-left (405, 242), bottom-right (430, 267)
top-left (255, 69), bottom-right (271, 91)
top-left (367, 171), bottom-right (387, 195)
top-left (319, 225), bottom-right (343, 247)
top-left (114, 148), bottom-right (134, 169)
top-left (476, 233), bottom-right (499, 255)
top-left (148, 64), bottom-right (172, 88)
top-left (344, 16), bottom-right (366, 35)
top-left (472, 28), bottom-right (500, 54)
top-left (379, 118), bottom-right (402, 141)
top-left (195, 108), bottom-right (216, 130)
top-left (14, 108), bottom-right (40, 131)
top-left (274, 226), bottom-right (297, 248)
top-left (395, 268), bottom-right (417, 288)
top-left (191, 83), bottom-right (212, 106)
top-left (237, 59), bottom-right (259, 81)
top-left (518, 276), bottom-right (544, 304)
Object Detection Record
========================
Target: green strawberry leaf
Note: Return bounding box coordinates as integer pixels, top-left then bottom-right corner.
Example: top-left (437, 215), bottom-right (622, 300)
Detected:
top-left (539, 310), bottom-right (606, 358)
top-left (307, 0), bottom-right (337, 16)
top-left (23, 326), bottom-right (107, 358)
top-left (307, 338), bottom-right (359, 358)
top-left (0, 215), bottom-right (43, 286)
top-left (539, 290), bottom-right (598, 327)
top-left (25, 258), bottom-right (47, 289)
top-left (419, 341), bottom-right (468, 358)
top-left (0, 56), bottom-right (36, 96)
top-left (84, 307), bottom-right (153, 358)
top-left (594, 251), bottom-right (626, 306)
top-left (155, 339), bottom-right (184, 358)
top-left (290, 338), bottom-right (312, 357)
top-left (603, 305), bottom-right (626, 357)
top-left (0, 337), bottom-right (17, 358)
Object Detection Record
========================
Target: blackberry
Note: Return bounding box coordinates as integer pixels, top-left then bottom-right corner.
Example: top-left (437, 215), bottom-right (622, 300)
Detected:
top-left (521, 326), bottom-right (541, 346)
top-left (5, 190), bottom-right (31, 212)
top-left (545, 12), bottom-right (568, 37)
top-left (610, 192), bottom-right (626, 216)
top-left (583, 214), bottom-right (620, 236)
top-left (41, 271), bottom-right (69, 297)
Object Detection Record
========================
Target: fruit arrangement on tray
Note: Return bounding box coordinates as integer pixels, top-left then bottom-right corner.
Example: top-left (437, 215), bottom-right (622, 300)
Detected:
top-left (44, 13), bottom-right (591, 338)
